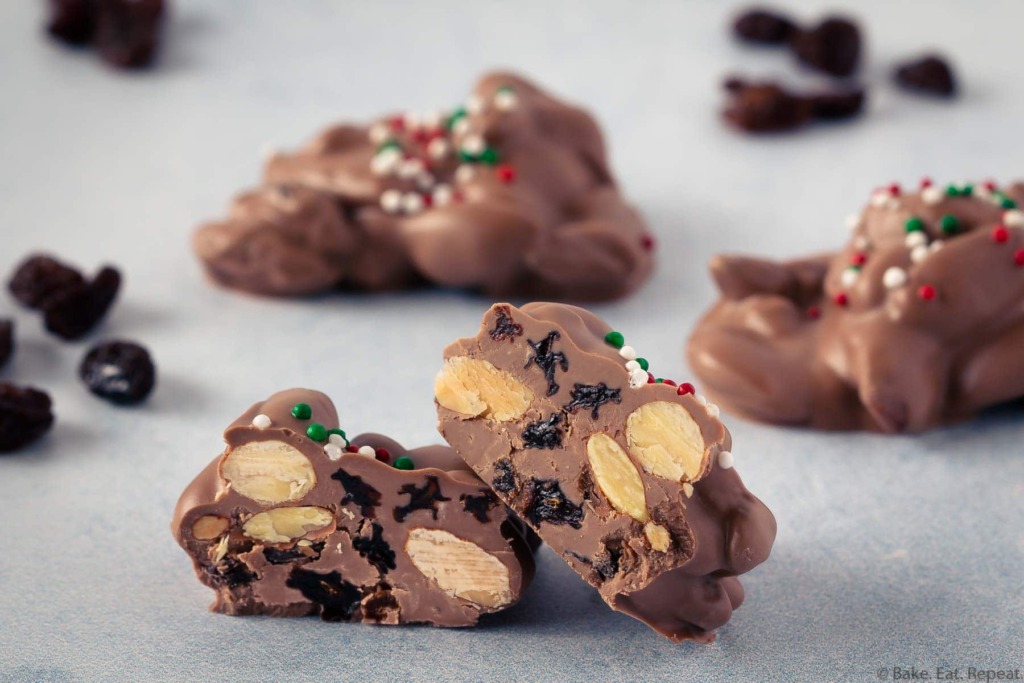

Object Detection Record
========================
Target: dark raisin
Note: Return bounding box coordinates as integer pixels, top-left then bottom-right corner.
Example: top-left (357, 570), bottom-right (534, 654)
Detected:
top-left (894, 55), bottom-right (956, 97)
top-left (263, 541), bottom-right (324, 565)
top-left (525, 331), bottom-right (569, 397)
top-left (0, 319), bottom-right (12, 370)
top-left (790, 17), bottom-right (861, 77)
top-left (362, 583), bottom-right (400, 622)
top-left (722, 79), bottom-right (814, 133)
top-left (489, 305), bottom-right (523, 342)
top-left (8, 255), bottom-right (86, 310)
top-left (393, 476), bottom-right (451, 523)
top-left (43, 266), bottom-right (121, 340)
top-left (94, 0), bottom-right (164, 69)
top-left (564, 382), bottom-right (621, 419)
top-left (491, 459), bottom-right (517, 494)
top-left (810, 88), bottom-right (866, 120)
top-left (522, 412), bottom-right (565, 449)
top-left (352, 521), bottom-right (396, 574)
top-left (524, 478), bottom-right (583, 529)
top-left (0, 383), bottom-right (55, 453)
top-left (332, 468), bottom-right (382, 518)
top-left (460, 490), bottom-right (499, 523)
top-left (286, 568), bottom-right (363, 622)
top-left (79, 340), bottom-right (155, 405)
top-left (733, 8), bottom-right (796, 44)
top-left (46, 0), bottom-right (98, 45)
top-left (204, 556), bottom-right (256, 589)
top-left (593, 541), bottom-right (624, 581)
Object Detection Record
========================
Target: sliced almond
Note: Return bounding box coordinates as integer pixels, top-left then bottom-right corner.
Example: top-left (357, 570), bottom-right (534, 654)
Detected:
top-left (406, 528), bottom-right (512, 609)
top-left (626, 401), bottom-right (709, 482)
top-left (191, 515), bottom-right (229, 540)
top-left (221, 440), bottom-right (316, 505)
top-left (586, 433), bottom-right (649, 523)
top-left (434, 356), bottom-right (533, 421)
top-left (242, 506), bottom-right (334, 543)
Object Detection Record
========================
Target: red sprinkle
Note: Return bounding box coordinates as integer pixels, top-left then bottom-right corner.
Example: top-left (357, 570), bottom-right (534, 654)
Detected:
top-left (677, 382), bottom-right (696, 396)
top-left (806, 306), bottom-right (821, 320)
top-left (640, 234), bottom-right (656, 251)
top-left (496, 165), bottom-right (516, 183)
top-left (374, 448), bottom-right (391, 463)
top-left (888, 183), bottom-right (901, 196)
top-left (662, 379), bottom-right (677, 387)
top-left (387, 116), bottom-right (405, 132)
top-left (1014, 248), bottom-right (1024, 266)
top-left (851, 252), bottom-right (867, 266)
top-left (346, 445), bottom-right (360, 453)
top-left (919, 177), bottom-right (933, 189)
top-left (983, 179), bottom-right (998, 192)
top-left (422, 193), bottom-right (433, 208)
top-left (647, 372), bottom-right (656, 384)
top-left (918, 284), bottom-right (937, 301)
top-left (452, 190), bottom-right (464, 204)
top-left (834, 292), bottom-right (849, 307)
top-left (992, 225), bottom-right (1010, 243)
top-left (412, 129), bottom-right (430, 144)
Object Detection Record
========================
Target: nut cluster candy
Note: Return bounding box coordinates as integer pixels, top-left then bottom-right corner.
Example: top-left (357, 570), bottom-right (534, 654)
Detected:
top-left (172, 389), bottom-right (538, 625)
top-left (194, 71), bottom-right (654, 302)
top-left (689, 179), bottom-right (1024, 432)
top-left (435, 303), bottom-right (776, 643)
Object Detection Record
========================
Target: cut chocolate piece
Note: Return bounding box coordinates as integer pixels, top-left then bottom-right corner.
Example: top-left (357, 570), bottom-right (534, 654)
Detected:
top-left (733, 7), bottom-right (796, 45)
top-left (0, 383), bottom-right (55, 453)
top-left (894, 55), bottom-right (957, 97)
top-left (436, 303), bottom-right (776, 643)
top-left (194, 71), bottom-right (653, 302)
top-left (790, 16), bottom-right (861, 77)
top-left (689, 179), bottom-right (1024, 432)
top-left (0, 319), bottom-right (12, 370)
top-left (79, 340), bottom-right (156, 405)
top-left (723, 77), bottom-right (864, 133)
top-left (172, 389), bottom-right (537, 626)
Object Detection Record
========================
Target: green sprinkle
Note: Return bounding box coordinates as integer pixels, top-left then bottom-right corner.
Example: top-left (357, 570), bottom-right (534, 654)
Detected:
top-left (497, 85), bottom-right (515, 94)
top-left (446, 107), bottom-right (467, 131)
top-left (326, 428), bottom-right (349, 446)
top-left (306, 423), bottom-right (327, 442)
top-left (961, 184), bottom-right (974, 196)
top-left (458, 149), bottom-right (476, 163)
top-left (604, 331), bottom-right (625, 349)
top-left (849, 265), bottom-right (861, 272)
top-left (376, 140), bottom-right (400, 153)
top-left (656, 378), bottom-right (664, 383)
top-left (904, 216), bottom-right (924, 233)
top-left (393, 456), bottom-right (415, 470)
top-left (939, 214), bottom-right (959, 234)
top-left (1001, 197), bottom-right (1017, 209)
top-left (637, 358), bottom-right (650, 371)
top-left (945, 184), bottom-right (960, 197)
top-left (291, 403), bottom-right (312, 420)
top-left (479, 147), bottom-right (499, 165)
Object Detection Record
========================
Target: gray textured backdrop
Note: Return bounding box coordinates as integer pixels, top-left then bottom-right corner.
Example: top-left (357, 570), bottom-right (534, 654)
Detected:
top-left (1, 1), bottom-right (1022, 681)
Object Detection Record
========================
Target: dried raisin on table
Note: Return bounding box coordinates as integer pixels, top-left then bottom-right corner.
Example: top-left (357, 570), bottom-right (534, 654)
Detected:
top-left (790, 17), bottom-right (861, 78)
top-left (894, 55), bottom-right (956, 97)
top-left (8, 255), bottom-right (86, 310)
top-left (94, 0), bottom-right (165, 69)
top-left (0, 320), bottom-right (12, 369)
top-left (47, 0), bottom-right (98, 46)
top-left (733, 8), bottom-right (796, 44)
top-left (0, 383), bottom-right (55, 453)
top-left (45, 266), bottom-right (121, 341)
top-left (79, 340), bottom-right (155, 405)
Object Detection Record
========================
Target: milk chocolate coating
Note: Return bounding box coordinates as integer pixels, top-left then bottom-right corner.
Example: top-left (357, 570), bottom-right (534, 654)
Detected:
top-left (688, 181), bottom-right (1024, 432)
top-left (436, 303), bottom-right (776, 643)
top-left (172, 389), bottom-right (537, 626)
top-left (194, 72), bottom-right (653, 301)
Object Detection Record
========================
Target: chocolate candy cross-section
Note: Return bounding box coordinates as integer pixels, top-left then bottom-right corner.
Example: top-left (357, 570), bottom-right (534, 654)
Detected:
top-left (435, 303), bottom-right (777, 643)
top-left (172, 389), bottom-right (537, 626)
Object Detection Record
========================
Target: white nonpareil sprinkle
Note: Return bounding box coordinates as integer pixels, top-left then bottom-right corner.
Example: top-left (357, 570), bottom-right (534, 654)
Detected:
top-left (403, 112), bottom-right (421, 130)
top-left (717, 450), bottom-right (735, 469)
top-left (706, 403), bottom-right (720, 418)
top-left (845, 213), bottom-right (862, 231)
top-left (461, 133), bottom-right (486, 156)
top-left (370, 147), bottom-right (401, 176)
top-left (368, 123), bottom-right (389, 144)
top-left (910, 245), bottom-right (929, 264)
top-left (882, 267), bottom-right (908, 289)
top-left (401, 192), bottom-right (425, 214)
top-left (358, 445), bottom-right (376, 458)
top-left (625, 360), bottom-right (641, 372)
top-left (629, 368), bottom-right (648, 388)
top-left (870, 192), bottom-right (888, 208)
top-left (922, 186), bottom-right (944, 205)
top-left (328, 433), bottom-right (346, 447)
top-left (455, 165), bottom-right (475, 184)
top-left (494, 89), bottom-right (518, 111)
top-left (619, 345), bottom-right (637, 361)
top-left (421, 110), bottom-right (444, 130)
top-left (324, 444), bottom-right (343, 461)
top-left (972, 185), bottom-right (992, 199)
top-left (452, 117), bottom-right (471, 136)
top-left (252, 414), bottom-right (271, 430)
top-left (1004, 210), bottom-right (1024, 227)
top-left (695, 394), bottom-right (708, 407)
top-left (433, 184), bottom-right (453, 206)
top-left (466, 94), bottom-right (485, 115)
top-left (886, 196), bottom-right (901, 210)
top-left (397, 158), bottom-right (425, 179)
top-left (930, 240), bottom-right (944, 253)
top-left (380, 189), bottom-right (402, 214)
top-left (905, 231), bottom-right (928, 248)
top-left (840, 268), bottom-right (859, 288)
top-left (427, 138), bottom-right (449, 160)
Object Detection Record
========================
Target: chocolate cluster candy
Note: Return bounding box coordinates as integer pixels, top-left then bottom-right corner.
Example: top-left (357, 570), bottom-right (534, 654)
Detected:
top-left (435, 303), bottom-right (776, 642)
top-left (172, 389), bottom-right (537, 626)
top-left (194, 72), bottom-right (653, 302)
top-left (689, 180), bottom-right (1024, 433)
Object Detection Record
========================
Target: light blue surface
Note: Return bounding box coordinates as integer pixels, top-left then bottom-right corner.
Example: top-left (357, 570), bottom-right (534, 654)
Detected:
top-left (1, 2), bottom-right (1023, 681)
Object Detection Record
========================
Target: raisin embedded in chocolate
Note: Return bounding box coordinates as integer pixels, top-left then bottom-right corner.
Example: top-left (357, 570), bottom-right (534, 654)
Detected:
top-left (525, 331), bottom-right (569, 397)
top-left (79, 340), bottom-right (156, 405)
top-left (733, 8), bottom-right (796, 44)
top-left (489, 305), bottom-right (524, 342)
top-left (894, 55), bottom-right (956, 97)
top-left (522, 412), bottom-right (565, 449)
top-left (362, 583), bottom-right (400, 622)
top-left (47, 0), bottom-right (99, 45)
top-left (263, 541), bottom-right (325, 565)
top-left (0, 383), bottom-right (55, 453)
top-left (286, 568), bottom-right (363, 622)
top-left (8, 255), bottom-right (86, 310)
top-left (723, 79), bottom-right (814, 133)
top-left (94, 0), bottom-right (165, 69)
top-left (332, 468), bottom-right (382, 518)
top-left (790, 17), bottom-right (861, 77)
top-left (460, 491), bottom-right (499, 523)
top-left (491, 459), bottom-right (517, 494)
top-left (393, 476), bottom-right (451, 523)
top-left (43, 266), bottom-right (121, 340)
top-left (352, 521), bottom-right (396, 574)
top-left (564, 382), bottom-right (622, 419)
top-left (0, 320), bottom-right (12, 370)
top-left (524, 478), bottom-right (584, 529)
top-left (810, 89), bottom-right (866, 120)
top-left (204, 557), bottom-right (256, 589)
